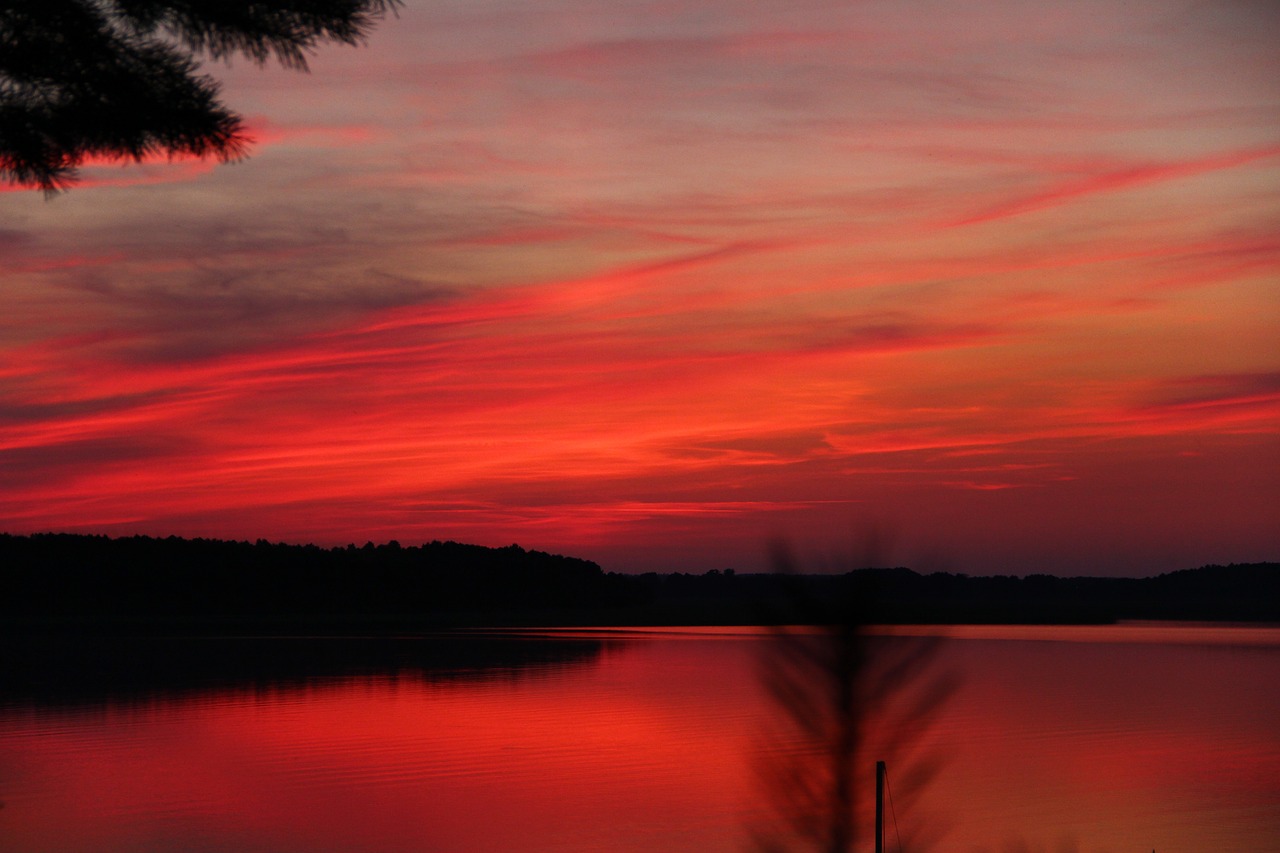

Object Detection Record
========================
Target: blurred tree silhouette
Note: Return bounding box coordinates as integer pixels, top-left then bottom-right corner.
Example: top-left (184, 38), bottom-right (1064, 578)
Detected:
top-left (0, 0), bottom-right (399, 193)
top-left (753, 541), bottom-right (955, 853)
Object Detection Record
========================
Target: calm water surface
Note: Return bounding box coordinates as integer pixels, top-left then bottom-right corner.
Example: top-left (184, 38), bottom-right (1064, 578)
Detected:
top-left (1, 624), bottom-right (1277, 852)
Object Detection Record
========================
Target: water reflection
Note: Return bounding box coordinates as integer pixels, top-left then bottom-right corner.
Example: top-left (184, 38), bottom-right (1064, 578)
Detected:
top-left (1, 626), bottom-right (1277, 852)
top-left (0, 632), bottom-right (616, 708)
top-left (0, 630), bottom-right (763, 853)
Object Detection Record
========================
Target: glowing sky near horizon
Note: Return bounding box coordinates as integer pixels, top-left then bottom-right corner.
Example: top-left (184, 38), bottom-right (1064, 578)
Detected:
top-left (2, 0), bottom-right (1277, 574)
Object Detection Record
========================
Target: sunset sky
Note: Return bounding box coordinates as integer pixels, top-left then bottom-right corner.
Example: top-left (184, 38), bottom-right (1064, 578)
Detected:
top-left (2, 0), bottom-right (1277, 575)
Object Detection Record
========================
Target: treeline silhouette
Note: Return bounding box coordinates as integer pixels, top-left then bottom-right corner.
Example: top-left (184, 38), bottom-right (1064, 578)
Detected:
top-left (1, 533), bottom-right (616, 630)
top-left (2, 532), bottom-right (1277, 632)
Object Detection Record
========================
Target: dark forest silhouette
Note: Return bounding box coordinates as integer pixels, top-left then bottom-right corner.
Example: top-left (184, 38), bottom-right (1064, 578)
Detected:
top-left (2, 532), bottom-right (1277, 632)
top-left (1, 0), bottom-right (400, 192)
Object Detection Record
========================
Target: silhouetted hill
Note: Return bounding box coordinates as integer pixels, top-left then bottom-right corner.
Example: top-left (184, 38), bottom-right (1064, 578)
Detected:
top-left (2, 532), bottom-right (1276, 632)
top-left (0, 532), bottom-right (617, 630)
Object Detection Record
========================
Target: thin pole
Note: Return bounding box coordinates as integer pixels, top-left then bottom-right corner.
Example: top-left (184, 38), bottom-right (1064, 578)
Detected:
top-left (875, 760), bottom-right (886, 853)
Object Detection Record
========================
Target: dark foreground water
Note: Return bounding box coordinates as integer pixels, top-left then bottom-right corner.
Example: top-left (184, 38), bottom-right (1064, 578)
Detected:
top-left (1, 624), bottom-right (1276, 852)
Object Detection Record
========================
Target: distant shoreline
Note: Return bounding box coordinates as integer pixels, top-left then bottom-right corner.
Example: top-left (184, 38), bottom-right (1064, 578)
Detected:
top-left (3, 532), bottom-right (1277, 634)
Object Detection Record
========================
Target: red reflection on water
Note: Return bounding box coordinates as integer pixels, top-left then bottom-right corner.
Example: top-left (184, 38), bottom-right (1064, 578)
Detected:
top-left (1, 628), bottom-right (1277, 853)
top-left (0, 638), bottom-right (762, 853)
top-left (913, 629), bottom-right (1280, 852)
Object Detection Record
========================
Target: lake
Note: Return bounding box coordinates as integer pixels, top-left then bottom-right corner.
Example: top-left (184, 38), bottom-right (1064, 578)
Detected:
top-left (1, 624), bottom-right (1277, 852)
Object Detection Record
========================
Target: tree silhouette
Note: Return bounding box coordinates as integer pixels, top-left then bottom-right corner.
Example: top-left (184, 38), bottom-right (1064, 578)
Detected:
top-left (752, 544), bottom-right (954, 853)
top-left (0, 0), bottom-right (399, 193)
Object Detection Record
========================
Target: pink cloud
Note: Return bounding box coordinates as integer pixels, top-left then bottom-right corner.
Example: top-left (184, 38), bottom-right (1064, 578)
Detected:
top-left (949, 144), bottom-right (1280, 227)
